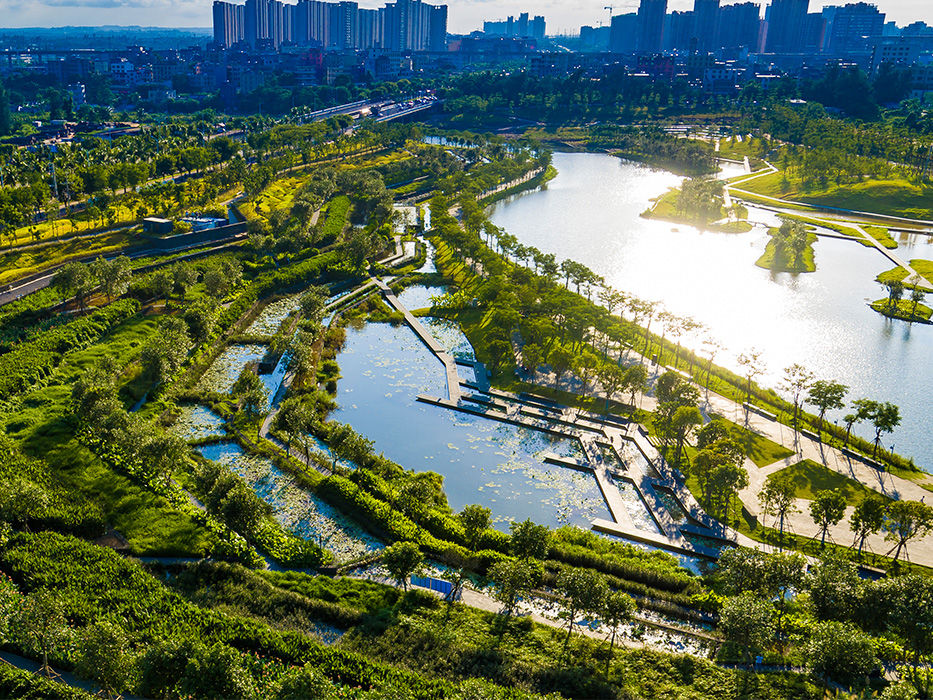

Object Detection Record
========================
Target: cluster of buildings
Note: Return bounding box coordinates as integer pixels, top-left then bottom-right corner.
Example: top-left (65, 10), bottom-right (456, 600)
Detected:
top-left (587, 0), bottom-right (931, 69)
top-left (556, 0), bottom-right (932, 100)
top-left (483, 13), bottom-right (546, 42)
top-left (212, 0), bottom-right (447, 52)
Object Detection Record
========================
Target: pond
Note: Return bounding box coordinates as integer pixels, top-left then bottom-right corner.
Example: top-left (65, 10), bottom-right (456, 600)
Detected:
top-left (197, 344), bottom-right (266, 394)
top-left (332, 321), bottom-right (611, 529)
top-left (488, 151), bottom-right (933, 471)
top-left (196, 343), bottom-right (290, 409)
top-left (197, 441), bottom-right (383, 563)
top-left (416, 240), bottom-right (437, 274)
top-left (172, 404), bottom-right (225, 441)
top-left (247, 295), bottom-right (302, 335)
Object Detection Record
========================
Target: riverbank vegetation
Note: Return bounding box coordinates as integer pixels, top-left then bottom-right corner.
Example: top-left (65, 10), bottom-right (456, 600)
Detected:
top-left (645, 177), bottom-right (752, 233)
top-left (755, 219), bottom-right (817, 273)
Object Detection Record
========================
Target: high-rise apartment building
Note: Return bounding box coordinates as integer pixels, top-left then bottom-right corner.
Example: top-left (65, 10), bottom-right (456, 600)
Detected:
top-left (692, 0), bottom-right (720, 52)
top-left (221, 0), bottom-right (446, 52)
top-left (765, 0), bottom-right (809, 53)
top-left (822, 2), bottom-right (884, 55)
top-left (718, 2), bottom-right (761, 51)
top-left (636, 0), bottom-right (667, 53)
top-left (484, 12), bottom-right (546, 40)
top-left (213, 1), bottom-right (245, 47)
top-left (609, 12), bottom-right (638, 53)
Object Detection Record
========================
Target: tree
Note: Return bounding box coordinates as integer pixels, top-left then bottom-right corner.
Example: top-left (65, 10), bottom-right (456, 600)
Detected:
top-left (14, 590), bottom-right (69, 677)
top-left (868, 401), bottom-right (900, 459)
top-left (75, 621), bottom-right (134, 699)
top-left (382, 541), bottom-right (423, 591)
top-left (52, 260), bottom-right (97, 312)
top-left (557, 568), bottom-right (608, 653)
top-left (759, 476), bottom-right (799, 544)
top-left (622, 364), bottom-right (649, 409)
top-left (806, 380), bottom-right (848, 433)
top-left (329, 423), bottom-right (374, 470)
top-left (231, 367), bottom-right (267, 418)
top-left (488, 559), bottom-right (541, 617)
top-left (809, 488), bottom-right (847, 548)
top-left (670, 405), bottom-right (702, 467)
top-left (909, 284), bottom-right (926, 322)
top-left (601, 591), bottom-right (635, 677)
top-left (172, 261), bottom-right (199, 296)
top-left (808, 552), bottom-right (862, 622)
top-left (806, 620), bottom-right (878, 690)
top-left (780, 363), bottom-right (813, 431)
top-left (299, 285), bottom-right (329, 325)
top-left (884, 500), bottom-right (933, 563)
top-left (885, 575), bottom-right (933, 688)
top-left (849, 494), bottom-right (886, 556)
top-left (91, 255), bottom-right (132, 302)
top-left (140, 316), bottom-right (192, 384)
top-left (509, 519), bottom-right (550, 560)
top-left (459, 504), bottom-right (492, 550)
top-left (736, 349), bottom-right (764, 405)
top-left (719, 592), bottom-right (774, 665)
top-left (183, 298), bottom-right (220, 344)
top-left (883, 279), bottom-right (905, 312)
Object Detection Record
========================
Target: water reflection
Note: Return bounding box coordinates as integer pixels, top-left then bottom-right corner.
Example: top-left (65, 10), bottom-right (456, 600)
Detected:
top-left (332, 322), bottom-right (611, 529)
top-left (488, 152), bottom-right (933, 470)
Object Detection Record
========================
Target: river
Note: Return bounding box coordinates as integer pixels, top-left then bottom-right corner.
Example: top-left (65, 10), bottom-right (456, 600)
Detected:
top-left (488, 152), bottom-right (933, 471)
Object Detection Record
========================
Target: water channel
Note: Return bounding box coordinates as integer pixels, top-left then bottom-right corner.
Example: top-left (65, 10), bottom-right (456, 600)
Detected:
top-left (488, 152), bottom-right (933, 470)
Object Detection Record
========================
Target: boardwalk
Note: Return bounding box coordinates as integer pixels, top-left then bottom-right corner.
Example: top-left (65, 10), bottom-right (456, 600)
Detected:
top-left (374, 278), bottom-right (461, 402)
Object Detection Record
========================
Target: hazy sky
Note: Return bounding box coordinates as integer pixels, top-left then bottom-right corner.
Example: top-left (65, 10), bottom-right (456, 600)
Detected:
top-left (0, 0), bottom-right (928, 35)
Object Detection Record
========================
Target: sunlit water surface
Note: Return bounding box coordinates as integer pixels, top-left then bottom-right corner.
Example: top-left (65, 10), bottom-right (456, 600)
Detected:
top-left (331, 320), bottom-right (612, 529)
top-left (488, 152), bottom-right (933, 470)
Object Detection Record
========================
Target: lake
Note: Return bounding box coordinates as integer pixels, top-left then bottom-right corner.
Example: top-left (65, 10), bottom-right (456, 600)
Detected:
top-left (488, 152), bottom-right (933, 470)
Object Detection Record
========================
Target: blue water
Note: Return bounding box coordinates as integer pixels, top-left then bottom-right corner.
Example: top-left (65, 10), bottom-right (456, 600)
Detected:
top-left (197, 441), bottom-right (383, 562)
top-left (331, 321), bottom-right (612, 529)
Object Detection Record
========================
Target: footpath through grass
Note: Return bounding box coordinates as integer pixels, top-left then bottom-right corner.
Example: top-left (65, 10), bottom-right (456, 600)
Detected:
top-left (736, 172), bottom-right (933, 221)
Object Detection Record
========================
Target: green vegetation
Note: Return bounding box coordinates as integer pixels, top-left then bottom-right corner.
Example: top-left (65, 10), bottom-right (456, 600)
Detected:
top-left (738, 172), bottom-right (933, 221)
top-left (870, 298), bottom-right (933, 324)
top-left (768, 459), bottom-right (889, 506)
top-left (756, 220), bottom-right (817, 273)
top-left (877, 259), bottom-right (933, 288)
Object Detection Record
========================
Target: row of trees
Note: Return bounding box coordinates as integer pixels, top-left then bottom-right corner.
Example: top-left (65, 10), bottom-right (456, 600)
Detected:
top-left (760, 473), bottom-right (932, 562)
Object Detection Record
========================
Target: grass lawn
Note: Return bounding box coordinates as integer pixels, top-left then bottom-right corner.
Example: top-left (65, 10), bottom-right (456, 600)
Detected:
top-left (768, 459), bottom-right (890, 506)
top-left (869, 298), bottom-right (933, 323)
top-left (738, 172), bottom-right (933, 221)
top-left (8, 204), bottom-right (137, 248)
top-left (755, 231), bottom-right (817, 273)
top-left (321, 195), bottom-right (351, 240)
top-left (1, 313), bottom-right (217, 556)
top-left (877, 259), bottom-right (933, 288)
top-left (644, 188), bottom-right (749, 232)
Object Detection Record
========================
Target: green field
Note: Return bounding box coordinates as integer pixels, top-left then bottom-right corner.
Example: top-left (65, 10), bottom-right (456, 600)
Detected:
top-left (736, 172), bottom-right (933, 221)
top-left (877, 259), bottom-right (933, 287)
top-left (870, 298), bottom-right (933, 323)
top-left (768, 459), bottom-right (890, 506)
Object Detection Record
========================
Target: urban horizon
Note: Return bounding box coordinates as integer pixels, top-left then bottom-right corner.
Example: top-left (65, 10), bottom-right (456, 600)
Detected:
top-left (0, 0), bottom-right (928, 36)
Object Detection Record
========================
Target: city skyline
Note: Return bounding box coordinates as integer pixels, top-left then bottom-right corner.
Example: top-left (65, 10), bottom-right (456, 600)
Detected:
top-left (0, 0), bottom-right (927, 35)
